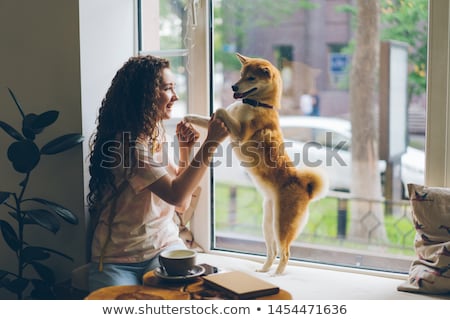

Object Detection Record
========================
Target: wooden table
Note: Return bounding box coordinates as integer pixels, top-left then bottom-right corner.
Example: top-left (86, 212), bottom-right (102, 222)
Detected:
top-left (85, 270), bottom-right (291, 300)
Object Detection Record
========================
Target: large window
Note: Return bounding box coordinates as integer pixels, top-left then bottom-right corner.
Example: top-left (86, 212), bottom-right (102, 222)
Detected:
top-left (139, 0), bottom-right (191, 118)
top-left (139, 0), bottom-right (450, 275)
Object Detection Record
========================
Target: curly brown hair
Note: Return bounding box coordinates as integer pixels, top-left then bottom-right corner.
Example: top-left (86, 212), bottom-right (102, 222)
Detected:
top-left (87, 55), bottom-right (170, 234)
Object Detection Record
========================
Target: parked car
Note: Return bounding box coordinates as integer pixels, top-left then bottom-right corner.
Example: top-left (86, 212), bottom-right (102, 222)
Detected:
top-left (278, 116), bottom-right (425, 198)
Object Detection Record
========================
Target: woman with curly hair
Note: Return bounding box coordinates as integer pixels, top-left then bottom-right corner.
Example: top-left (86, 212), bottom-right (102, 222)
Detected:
top-left (87, 55), bottom-right (228, 291)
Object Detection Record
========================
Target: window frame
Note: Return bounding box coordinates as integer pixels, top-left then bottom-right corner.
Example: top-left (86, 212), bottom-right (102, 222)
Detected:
top-left (136, 0), bottom-right (214, 248)
top-left (424, 0), bottom-right (450, 188)
top-left (153, 0), bottom-right (450, 273)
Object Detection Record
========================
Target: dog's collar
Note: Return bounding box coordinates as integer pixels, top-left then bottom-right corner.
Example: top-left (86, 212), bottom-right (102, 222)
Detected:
top-left (242, 98), bottom-right (274, 109)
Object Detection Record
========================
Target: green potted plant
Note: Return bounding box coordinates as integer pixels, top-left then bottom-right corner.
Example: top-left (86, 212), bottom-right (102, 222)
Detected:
top-left (0, 88), bottom-right (83, 299)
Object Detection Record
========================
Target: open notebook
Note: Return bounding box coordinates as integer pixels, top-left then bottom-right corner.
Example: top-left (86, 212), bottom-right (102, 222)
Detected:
top-left (202, 271), bottom-right (280, 299)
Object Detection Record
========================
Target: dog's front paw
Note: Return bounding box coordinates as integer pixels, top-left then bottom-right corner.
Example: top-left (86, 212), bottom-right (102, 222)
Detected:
top-left (183, 114), bottom-right (210, 128)
top-left (214, 108), bottom-right (228, 119)
top-left (183, 115), bottom-right (195, 122)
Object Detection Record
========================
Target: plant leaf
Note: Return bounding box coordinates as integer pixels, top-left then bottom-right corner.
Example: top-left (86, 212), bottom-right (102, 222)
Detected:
top-left (29, 278), bottom-right (55, 299)
top-left (22, 246), bottom-right (51, 263)
top-left (40, 133), bottom-right (84, 155)
top-left (7, 88), bottom-right (25, 119)
top-left (0, 269), bottom-right (9, 281)
top-left (7, 140), bottom-right (40, 173)
top-left (22, 113), bottom-right (38, 139)
top-left (0, 120), bottom-right (24, 141)
top-left (4, 277), bottom-right (29, 294)
top-left (24, 198), bottom-right (79, 225)
top-left (32, 110), bottom-right (59, 131)
top-left (31, 246), bottom-right (73, 261)
top-left (23, 209), bottom-right (60, 233)
top-left (8, 211), bottom-right (32, 224)
top-left (0, 219), bottom-right (20, 252)
top-left (0, 192), bottom-right (11, 205)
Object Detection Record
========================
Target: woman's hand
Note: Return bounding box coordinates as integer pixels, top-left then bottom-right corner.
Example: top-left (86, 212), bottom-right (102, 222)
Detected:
top-left (206, 113), bottom-right (229, 144)
top-left (148, 115), bottom-right (229, 206)
top-left (176, 120), bottom-right (200, 149)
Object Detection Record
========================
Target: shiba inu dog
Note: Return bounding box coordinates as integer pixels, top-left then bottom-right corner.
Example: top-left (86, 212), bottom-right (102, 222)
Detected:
top-left (184, 53), bottom-right (328, 275)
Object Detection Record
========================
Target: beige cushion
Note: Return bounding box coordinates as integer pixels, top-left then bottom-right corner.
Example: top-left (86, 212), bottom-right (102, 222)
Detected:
top-left (174, 186), bottom-right (203, 251)
top-left (397, 183), bottom-right (450, 294)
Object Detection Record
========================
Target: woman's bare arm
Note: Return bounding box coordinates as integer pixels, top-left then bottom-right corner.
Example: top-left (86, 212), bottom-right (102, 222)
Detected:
top-left (147, 117), bottom-right (228, 206)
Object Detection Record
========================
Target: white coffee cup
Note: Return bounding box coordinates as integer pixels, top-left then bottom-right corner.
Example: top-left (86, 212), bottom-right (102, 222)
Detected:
top-left (159, 249), bottom-right (197, 276)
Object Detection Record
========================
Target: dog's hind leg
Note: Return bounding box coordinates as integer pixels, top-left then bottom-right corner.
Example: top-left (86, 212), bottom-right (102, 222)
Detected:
top-left (274, 197), bottom-right (309, 275)
top-left (257, 197), bottom-right (277, 273)
top-left (274, 239), bottom-right (291, 275)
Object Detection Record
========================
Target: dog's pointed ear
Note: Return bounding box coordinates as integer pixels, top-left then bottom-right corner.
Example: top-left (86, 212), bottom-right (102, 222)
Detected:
top-left (236, 52), bottom-right (249, 65)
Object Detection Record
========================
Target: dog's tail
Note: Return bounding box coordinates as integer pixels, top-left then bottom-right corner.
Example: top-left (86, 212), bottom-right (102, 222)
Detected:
top-left (297, 167), bottom-right (329, 201)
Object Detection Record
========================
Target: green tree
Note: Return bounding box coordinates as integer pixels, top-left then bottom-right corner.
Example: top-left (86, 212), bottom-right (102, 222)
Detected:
top-left (158, 0), bottom-right (187, 50)
top-left (381, 0), bottom-right (428, 103)
top-left (339, 0), bottom-right (428, 104)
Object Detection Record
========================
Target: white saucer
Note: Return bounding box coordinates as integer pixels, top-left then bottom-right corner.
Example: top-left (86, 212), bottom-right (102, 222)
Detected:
top-left (154, 265), bottom-right (205, 282)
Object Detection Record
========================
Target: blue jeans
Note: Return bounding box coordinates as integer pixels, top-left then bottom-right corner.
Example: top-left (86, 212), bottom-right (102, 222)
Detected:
top-left (89, 243), bottom-right (186, 292)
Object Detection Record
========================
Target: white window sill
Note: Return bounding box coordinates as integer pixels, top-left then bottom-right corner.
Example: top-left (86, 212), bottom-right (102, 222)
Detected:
top-left (72, 251), bottom-right (448, 300)
top-left (198, 251), bottom-right (449, 300)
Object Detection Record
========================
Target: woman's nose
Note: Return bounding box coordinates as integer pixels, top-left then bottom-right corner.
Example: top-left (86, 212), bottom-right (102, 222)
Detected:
top-left (172, 90), bottom-right (179, 101)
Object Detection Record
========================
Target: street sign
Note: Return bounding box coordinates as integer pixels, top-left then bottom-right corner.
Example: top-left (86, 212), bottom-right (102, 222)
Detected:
top-left (329, 53), bottom-right (349, 75)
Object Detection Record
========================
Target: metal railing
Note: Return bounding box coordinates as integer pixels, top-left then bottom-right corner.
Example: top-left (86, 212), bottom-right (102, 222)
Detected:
top-left (215, 185), bottom-right (415, 255)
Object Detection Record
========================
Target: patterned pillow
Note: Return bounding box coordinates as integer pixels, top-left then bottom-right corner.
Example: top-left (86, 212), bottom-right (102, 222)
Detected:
top-left (397, 184), bottom-right (450, 294)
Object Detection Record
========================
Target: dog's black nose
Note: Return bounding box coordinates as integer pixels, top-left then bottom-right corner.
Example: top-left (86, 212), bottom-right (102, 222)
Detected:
top-left (231, 84), bottom-right (238, 92)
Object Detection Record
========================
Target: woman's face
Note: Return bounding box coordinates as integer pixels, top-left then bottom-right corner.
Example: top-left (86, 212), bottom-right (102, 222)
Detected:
top-left (156, 68), bottom-right (178, 120)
